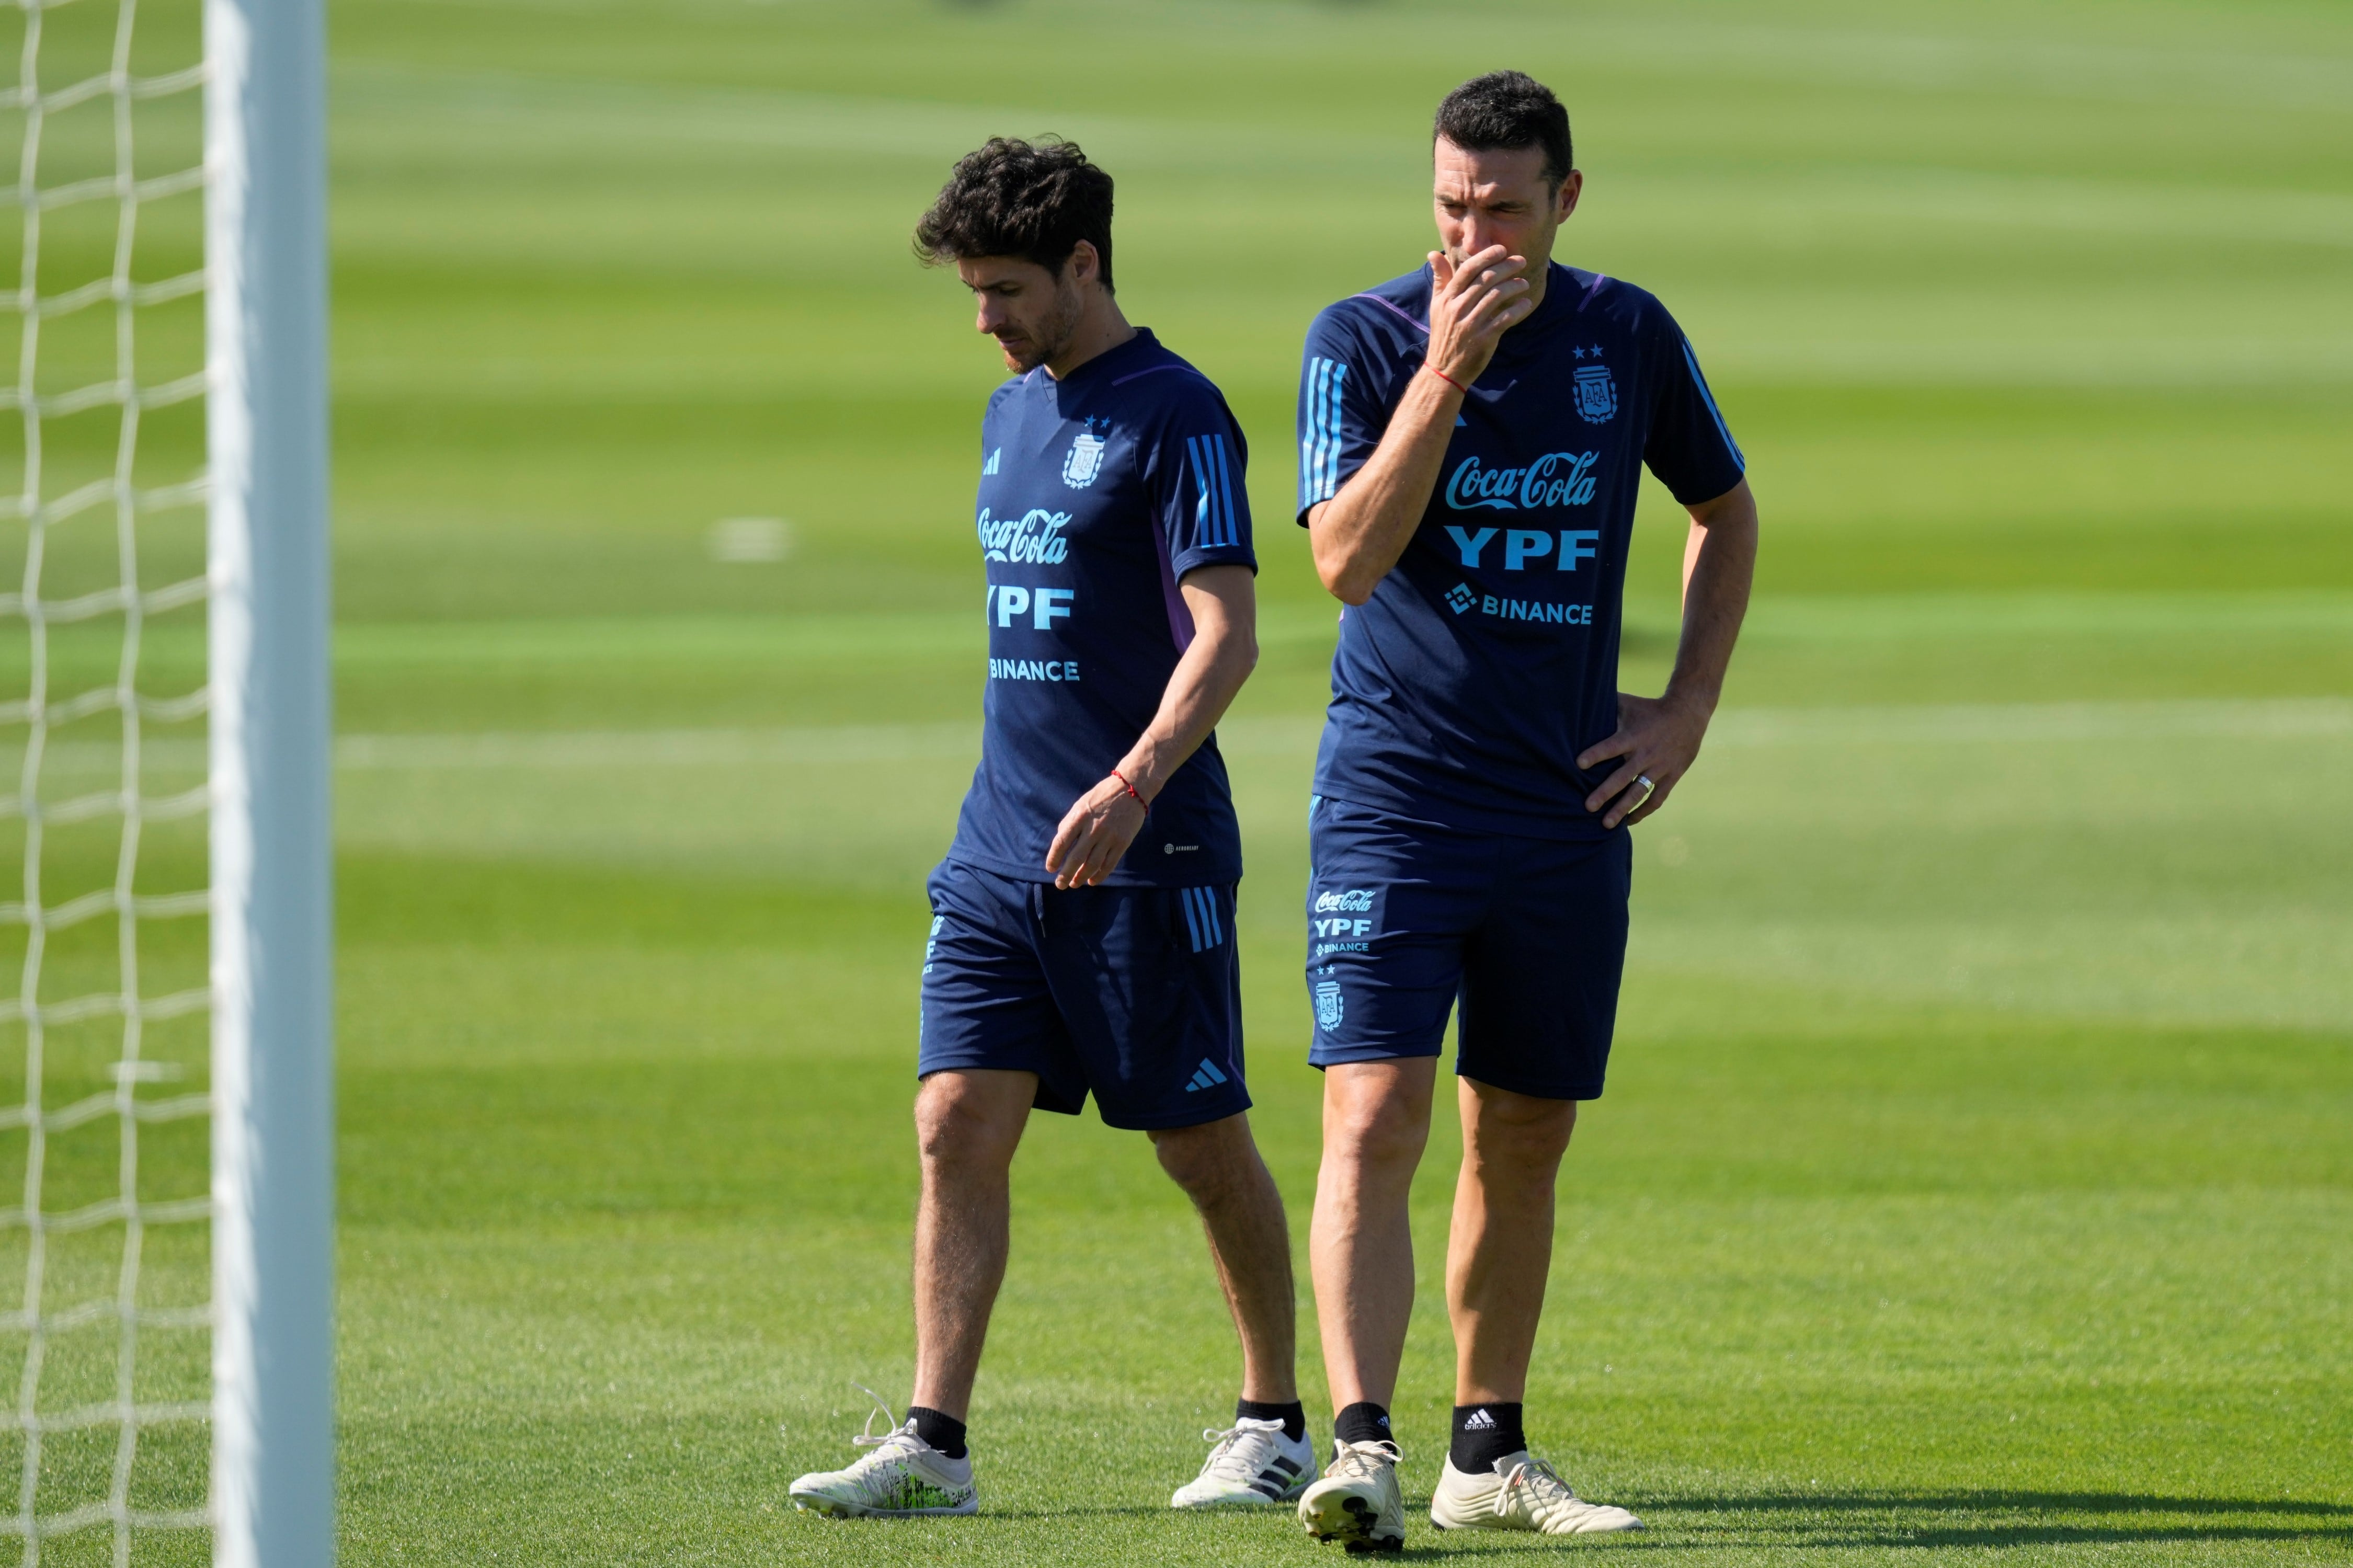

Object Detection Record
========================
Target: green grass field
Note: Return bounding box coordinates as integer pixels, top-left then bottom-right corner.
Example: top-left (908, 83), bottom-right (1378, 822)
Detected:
top-left (338, 1), bottom-right (2352, 1562)
top-left (13, 0), bottom-right (2353, 1561)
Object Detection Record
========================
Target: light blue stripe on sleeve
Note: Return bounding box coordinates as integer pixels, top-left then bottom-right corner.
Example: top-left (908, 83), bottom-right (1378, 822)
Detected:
top-left (1327, 358), bottom-right (1346, 497)
top-left (1317, 360), bottom-right (1349, 502)
top-left (1320, 361), bottom-right (1336, 502)
top-left (1212, 433), bottom-right (1237, 546)
top-left (1188, 435), bottom-right (1212, 543)
top-left (1682, 341), bottom-right (1745, 467)
top-left (1198, 438), bottom-right (1220, 548)
top-left (1316, 359), bottom-right (1338, 502)
top-left (1308, 358), bottom-right (1327, 501)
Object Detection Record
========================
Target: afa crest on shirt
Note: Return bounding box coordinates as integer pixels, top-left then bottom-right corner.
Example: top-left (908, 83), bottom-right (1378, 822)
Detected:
top-left (1314, 980), bottom-right (1344, 1033)
top-left (1062, 422), bottom-right (1109, 488)
top-left (1572, 364), bottom-right (1617, 424)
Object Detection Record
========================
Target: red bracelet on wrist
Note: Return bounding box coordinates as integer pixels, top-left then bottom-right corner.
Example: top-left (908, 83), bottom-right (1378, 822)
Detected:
top-left (1112, 769), bottom-right (1146, 808)
top-left (1425, 362), bottom-right (1470, 396)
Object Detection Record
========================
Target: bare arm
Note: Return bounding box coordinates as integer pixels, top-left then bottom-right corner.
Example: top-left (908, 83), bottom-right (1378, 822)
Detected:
top-left (1044, 564), bottom-right (1258, 888)
top-left (1308, 245), bottom-right (1532, 604)
top-left (1575, 476), bottom-right (1757, 829)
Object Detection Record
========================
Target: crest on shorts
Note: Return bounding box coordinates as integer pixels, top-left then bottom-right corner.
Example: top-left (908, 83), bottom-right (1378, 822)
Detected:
top-left (1062, 420), bottom-right (1108, 488)
top-left (1572, 364), bottom-right (1617, 424)
top-left (1314, 981), bottom-right (1344, 1033)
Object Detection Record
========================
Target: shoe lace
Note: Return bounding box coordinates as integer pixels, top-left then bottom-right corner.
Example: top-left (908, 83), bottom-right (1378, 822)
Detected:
top-left (1500, 1455), bottom-right (1583, 1518)
top-left (1196, 1417), bottom-right (1285, 1482)
top-left (843, 1383), bottom-right (926, 1466)
top-left (1328, 1438), bottom-right (1403, 1479)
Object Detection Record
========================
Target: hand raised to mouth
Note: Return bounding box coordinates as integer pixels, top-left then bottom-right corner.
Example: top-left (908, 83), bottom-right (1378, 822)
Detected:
top-left (1425, 244), bottom-right (1535, 390)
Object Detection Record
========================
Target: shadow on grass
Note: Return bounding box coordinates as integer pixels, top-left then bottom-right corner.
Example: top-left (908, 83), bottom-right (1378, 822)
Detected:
top-left (820, 1491), bottom-right (2351, 1554)
top-left (1373, 1491), bottom-right (2353, 1555)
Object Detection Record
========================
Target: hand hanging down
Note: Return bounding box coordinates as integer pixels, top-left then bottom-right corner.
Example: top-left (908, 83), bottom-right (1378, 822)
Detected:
top-left (1045, 564), bottom-right (1258, 888)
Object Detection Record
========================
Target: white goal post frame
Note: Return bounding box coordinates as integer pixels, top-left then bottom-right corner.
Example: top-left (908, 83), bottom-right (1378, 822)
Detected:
top-left (205, 0), bottom-right (332, 1553)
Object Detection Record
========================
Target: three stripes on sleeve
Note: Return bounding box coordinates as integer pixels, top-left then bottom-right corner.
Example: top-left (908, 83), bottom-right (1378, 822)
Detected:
top-left (1298, 356), bottom-right (1349, 509)
top-left (1185, 433), bottom-right (1243, 548)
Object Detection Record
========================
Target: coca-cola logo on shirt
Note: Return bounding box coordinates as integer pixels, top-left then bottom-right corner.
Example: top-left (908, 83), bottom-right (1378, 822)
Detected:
top-left (1443, 451), bottom-right (1599, 512)
top-left (976, 508), bottom-right (1072, 564)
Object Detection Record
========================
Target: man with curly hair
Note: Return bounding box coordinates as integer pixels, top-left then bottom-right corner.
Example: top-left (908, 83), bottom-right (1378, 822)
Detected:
top-left (789, 138), bottom-right (1311, 1521)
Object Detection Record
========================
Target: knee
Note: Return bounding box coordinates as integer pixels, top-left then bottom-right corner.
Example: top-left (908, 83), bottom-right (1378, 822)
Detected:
top-left (914, 1076), bottom-right (1021, 1170)
top-left (1467, 1093), bottom-right (1575, 1171)
top-left (1150, 1118), bottom-right (1251, 1199)
top-left (1324, 1087), bottom-right (1430, 1174)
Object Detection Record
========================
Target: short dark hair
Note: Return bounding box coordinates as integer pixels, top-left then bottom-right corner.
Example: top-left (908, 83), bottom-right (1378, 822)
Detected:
top-left (1433, 71), bottom-right (1573, 188)
top-left (913, 136), bottom-right (1116, 292)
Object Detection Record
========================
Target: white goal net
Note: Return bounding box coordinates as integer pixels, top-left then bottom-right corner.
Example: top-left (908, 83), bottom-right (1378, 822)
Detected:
top-left (3, 0), bottom-right (215, 1558)
top-left (0, 0), bottom-right (331, 1552)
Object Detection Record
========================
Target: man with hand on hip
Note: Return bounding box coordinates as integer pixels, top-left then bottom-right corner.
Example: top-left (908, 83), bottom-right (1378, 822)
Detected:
top-left (1291, 72), bottom-right (1757, 1551)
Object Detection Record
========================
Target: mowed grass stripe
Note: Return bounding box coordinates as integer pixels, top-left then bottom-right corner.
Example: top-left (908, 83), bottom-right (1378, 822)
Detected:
top-left (12, 693), bottom-right (2339, 807)
top-left (314, 697), bottom-right (2353, 770)
top-left (18, 695), bottom-right (2335, 776)
top-left (336, 64), bottom-right (2353, 258)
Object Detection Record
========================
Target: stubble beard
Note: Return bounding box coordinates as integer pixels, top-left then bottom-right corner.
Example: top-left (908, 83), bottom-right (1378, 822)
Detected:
top-left (998, 276), bottom-right (1085, 374)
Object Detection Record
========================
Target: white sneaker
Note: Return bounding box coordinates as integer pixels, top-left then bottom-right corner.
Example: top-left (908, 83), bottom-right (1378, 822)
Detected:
top-left (1170, 1415), bottom-right (1317, 1507)
top-left (1430, 1450), bottom-right (1642, 1535)
top-left (1297, 1437), bottom-right (1406, 1552)
top-left (789, 1398), bottom-right (978, 1519)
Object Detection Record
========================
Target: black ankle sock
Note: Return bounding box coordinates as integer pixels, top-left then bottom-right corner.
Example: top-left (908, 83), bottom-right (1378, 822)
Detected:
top-left (906, 1405), bottom-right (967, 1460)
top-left (1236, 1399), bottom-right (1307, 1444)
top-left (1449, 1402), bottom-right (1526, 1473)
top-left (1334, 1401), bottom-right (1393, 1447)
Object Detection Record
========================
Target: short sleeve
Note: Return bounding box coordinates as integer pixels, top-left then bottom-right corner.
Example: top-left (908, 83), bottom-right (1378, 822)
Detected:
top-left (1296, 310), bottom-right (1386, 523)
top-left (1148, 384), bottom-right (1257, 580)
top-left (1643, 317), bottom-right (1746, 506)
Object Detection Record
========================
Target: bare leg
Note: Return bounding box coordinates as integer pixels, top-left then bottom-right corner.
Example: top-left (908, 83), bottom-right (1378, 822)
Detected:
top-left (909, 1069), bottom-right (1037, 1422)
top-left (1308, 1059), bottom-right (1437, 1409)
top-left (1149, 1112), bottom-right (1298, 1402)
top-left (1446, 1075), bottom-right (1577, 1405)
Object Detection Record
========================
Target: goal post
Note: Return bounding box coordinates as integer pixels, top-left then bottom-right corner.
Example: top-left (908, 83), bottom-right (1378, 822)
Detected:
top-left (3, 0), bottom-right (328, 1546)
top-left (206, 0), bottom-right (331, 1560)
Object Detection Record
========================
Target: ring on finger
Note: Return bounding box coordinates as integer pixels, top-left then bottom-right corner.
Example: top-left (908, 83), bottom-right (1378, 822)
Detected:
top-left (1631, 773), bottom-right (1657, 808)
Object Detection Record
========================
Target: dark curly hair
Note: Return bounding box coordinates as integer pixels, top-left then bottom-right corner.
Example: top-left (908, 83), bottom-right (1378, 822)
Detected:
top-left (1434, 71), bottom-right (1573, 188)
top-left (913, 137), bottom-right (1116, 292)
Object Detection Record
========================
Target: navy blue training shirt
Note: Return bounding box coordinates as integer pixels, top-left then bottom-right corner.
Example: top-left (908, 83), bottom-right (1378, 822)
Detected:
top-left (947, 328), bottom-right (1257, 886)
top-left (1296, 262), bottom-right (1745, 838)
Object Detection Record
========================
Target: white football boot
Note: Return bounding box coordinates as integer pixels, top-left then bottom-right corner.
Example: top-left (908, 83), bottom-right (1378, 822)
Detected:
top-left (1170, 1415), bottom-right (1318, 1508)
top-left (1297, 1437), bottom-right (1406, 1552)
top-left (1430, 1450), bottom-right (1643, 1535)
top-left (789, 1396), bottom-right (978, 1519)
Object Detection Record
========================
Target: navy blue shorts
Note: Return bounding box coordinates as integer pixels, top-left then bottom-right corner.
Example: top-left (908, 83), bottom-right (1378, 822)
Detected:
top-left (919, 859), bottom-right (1250, 1131)
top-left (1304, 796), bottom-right (1631, 1102)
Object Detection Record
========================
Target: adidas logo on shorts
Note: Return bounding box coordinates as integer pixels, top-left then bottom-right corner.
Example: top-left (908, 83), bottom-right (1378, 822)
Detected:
top-left (1184, 1058), bottom-right (1230, 1094)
